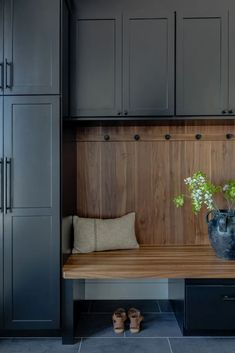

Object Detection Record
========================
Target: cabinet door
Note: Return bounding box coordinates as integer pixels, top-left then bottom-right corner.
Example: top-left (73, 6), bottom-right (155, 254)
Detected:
top-left (229, 10), bottom-right (235, 114)
top-left (123, 11), bottom-right (175, 117)
top-left (0, 0), bottom-right (3, 95)
top-left (176, 10), bottom-right (228, 116)
top-left (0, 97), bottom-right (3, 329)
top-left (4, 0), bottom-right (60, 95)
top-left (3, 96), bottom-right (60, 330)
top-left (71, 13), bottom-right (122, 117)
top-left (186, 284), bottom-right (235, 330)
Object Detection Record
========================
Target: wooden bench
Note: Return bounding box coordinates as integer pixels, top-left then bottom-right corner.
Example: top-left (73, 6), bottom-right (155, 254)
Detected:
top-left (62, 245), bottom-right (235, 344)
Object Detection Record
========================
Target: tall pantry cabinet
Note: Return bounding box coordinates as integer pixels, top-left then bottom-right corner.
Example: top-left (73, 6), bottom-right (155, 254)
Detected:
top-left (0, 0), bottom-right (60, 331)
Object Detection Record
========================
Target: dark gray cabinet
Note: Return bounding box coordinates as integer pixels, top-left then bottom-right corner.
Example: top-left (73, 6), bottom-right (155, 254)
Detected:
top-left (71, 13), bottom-right (122, 117)
top-left (176, 10), bottom-right (229, 116)
top-left (123, 11), bottom-right (175, 116)
top-left (0, 0), bottom-right (3, 94)
top-left (71, 9), bottom-right (175, 117)
top-left (229, 10), bottom-right (235, 114)
top-left (3, 0), bottom-right (60, 95)
top-left (2, 96), bottom-right (60, 330)
top-left (0, 97), bottom-right (3, 330)
top-left (186, 283), bottom-right (235, 331)
top-left (170, 279), bottom-right (235, 335)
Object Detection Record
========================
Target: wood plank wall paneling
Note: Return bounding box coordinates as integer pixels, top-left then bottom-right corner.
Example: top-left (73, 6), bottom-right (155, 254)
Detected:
top-left (63, 121), bottom-right (235, 245)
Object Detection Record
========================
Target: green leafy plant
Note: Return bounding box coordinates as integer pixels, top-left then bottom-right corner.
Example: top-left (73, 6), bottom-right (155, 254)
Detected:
top-left (173, 171), bottom-right (235, 214)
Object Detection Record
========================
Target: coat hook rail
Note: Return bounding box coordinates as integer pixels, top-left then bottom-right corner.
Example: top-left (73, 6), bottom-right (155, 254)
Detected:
top-left (75, 133), bottom-right (235, 142)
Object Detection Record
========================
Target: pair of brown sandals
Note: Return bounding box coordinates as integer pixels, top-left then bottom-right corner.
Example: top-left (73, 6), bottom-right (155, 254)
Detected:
top-left (112, 308), bottom-right (144, 334)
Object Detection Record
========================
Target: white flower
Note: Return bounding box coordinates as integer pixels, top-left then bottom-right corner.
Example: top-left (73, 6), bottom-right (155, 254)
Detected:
top-left (223, 184), bottom-right (229, 191)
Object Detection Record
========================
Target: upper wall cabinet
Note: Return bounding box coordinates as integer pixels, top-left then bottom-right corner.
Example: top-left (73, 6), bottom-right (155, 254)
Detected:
top-left (71, 10), bottom-right (175, 117)
top-left (123, 11), bottom-right (175, 117)
top-left (0, 0), bottom-right (3, 95)
top-left (3, 0), bottom-right (60, 95)
top-left (176, 10), bottom-right (229, 116)
top-left (71, 13), bottom-right (122, 117)
top-left (229, 10), bottom-right (235, 114)
top-left (0, 97), bottom-right (2, 329)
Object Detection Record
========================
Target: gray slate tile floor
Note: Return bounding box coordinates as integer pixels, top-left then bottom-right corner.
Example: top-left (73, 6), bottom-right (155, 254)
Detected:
top-left (1, 301), bottom-right (235, 353)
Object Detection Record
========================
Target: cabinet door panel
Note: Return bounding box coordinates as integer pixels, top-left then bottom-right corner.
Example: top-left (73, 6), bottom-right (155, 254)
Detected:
top-left (0, 97), bottom-right (3, 329)
top-left (176, 11), bottom-right (228, 115)
top-left (71, 16), bottom-right (122, 117)
top-left (123, 12), bottom-right (175, 116)
top-left (3, 96), bottom-right (60, 330)
top-left (0, 0), bottom-right (3, 95)
top-left (9, 104), bottom-right (52, 208)
top-left (4, 0), bottom-right (60, 95)
top-left (186, 285), bottom-right (235, 330)
top-left (4, 216), bottom-right (57, 325)
top-left (229, 10), bottom-right (235, 113)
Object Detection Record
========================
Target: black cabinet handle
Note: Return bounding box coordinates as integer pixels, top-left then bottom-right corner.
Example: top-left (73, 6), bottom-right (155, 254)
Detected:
top-left (229, 110), bottom-right (234, 114)
top-left (222, 110), bottom-right (227, 114)
top-left (117, 112), bottom-right (122, 116)
top-left (5, 59), bottom-right (13, 89)
top-left (124, 111), bottom-right (128, 116)
top-left (0, 159), bottom-right (3, 213)
top-left (0, 63), bottom-right (3, 90)
top-left (223, 295), bottom-right (235, 301)
top-left (5, 158), bottom-right (12, 213)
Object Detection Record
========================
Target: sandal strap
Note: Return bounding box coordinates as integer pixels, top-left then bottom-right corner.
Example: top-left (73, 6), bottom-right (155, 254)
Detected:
top-left (128, 308), bottom-right (143, 329)
top-left (112, 308), bottom-right (127, 330)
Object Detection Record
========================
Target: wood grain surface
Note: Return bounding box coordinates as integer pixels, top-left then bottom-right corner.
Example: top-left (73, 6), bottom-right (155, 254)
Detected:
top-left (63, 122), bottom-right (235, 245)
top-left (63, 245), bottom-right (235, 279)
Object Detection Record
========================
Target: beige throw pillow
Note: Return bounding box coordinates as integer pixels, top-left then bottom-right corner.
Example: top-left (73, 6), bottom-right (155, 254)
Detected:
top-left (73, 212), bottom-right (139, 253)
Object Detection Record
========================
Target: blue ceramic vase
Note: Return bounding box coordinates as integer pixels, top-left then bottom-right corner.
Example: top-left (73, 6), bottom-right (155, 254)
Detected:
top-left (207, 210), bottom-right (235, 259)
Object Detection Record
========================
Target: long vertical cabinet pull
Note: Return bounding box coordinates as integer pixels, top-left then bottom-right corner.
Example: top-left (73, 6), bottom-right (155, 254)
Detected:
top-left (0, 63), bottom-right (3, 90)
top-left (5, 60), bottom-right (13, 89)
top-left (5, 158), bottom-right (12, 213)
top-left (0, 159), bottom-right (3, 213)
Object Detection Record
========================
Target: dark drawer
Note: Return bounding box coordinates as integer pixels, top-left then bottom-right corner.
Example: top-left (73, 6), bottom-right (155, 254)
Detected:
top-left (185, 285), bottom-right (235, 330)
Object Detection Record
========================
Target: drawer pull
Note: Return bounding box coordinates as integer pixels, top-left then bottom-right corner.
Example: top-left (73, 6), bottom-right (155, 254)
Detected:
top-left (223, 295), bottom-right (235, 301)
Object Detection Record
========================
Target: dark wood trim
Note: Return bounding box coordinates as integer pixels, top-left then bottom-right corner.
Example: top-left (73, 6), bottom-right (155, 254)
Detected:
top-left (64, 116), bottom-right (235, 122)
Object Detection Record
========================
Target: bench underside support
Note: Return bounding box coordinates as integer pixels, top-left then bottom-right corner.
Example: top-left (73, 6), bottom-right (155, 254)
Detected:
top-left (62, 279), bottom-right (74, 344)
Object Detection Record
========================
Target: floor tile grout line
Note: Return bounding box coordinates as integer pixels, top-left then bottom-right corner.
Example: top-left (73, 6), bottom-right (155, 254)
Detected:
top-left (167, 338), bottom-right (174, 353)
top-left (77, 338), bottom-right (82, 353)
top-left (74, 336), bottom-right (235, 339)
top-left (80, 311), bottom-right (174, 315)
top-left (87, 301), bottom-right (92, 313)
top-left (75, 336), bottom-right (180, 339)
top-left (157, 301), bottom-right (162, 313)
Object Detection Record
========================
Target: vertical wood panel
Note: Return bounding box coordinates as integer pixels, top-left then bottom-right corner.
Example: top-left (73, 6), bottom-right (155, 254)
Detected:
top-left (63, 123), bottom-right (235, 246)
top-left (169, 141), bottom-right (185, 244)
top-left (77, 142), bottom-right (101, 217)
top-left (101, 141), bottom-right (135, 218)
top-left (152, 142), bottom-right (170, 244)
top-left (135, 142), bottom-right (154, 244)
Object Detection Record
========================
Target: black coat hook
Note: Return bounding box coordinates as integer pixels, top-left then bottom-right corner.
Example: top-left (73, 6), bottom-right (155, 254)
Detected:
top-left (104, 135), bottom-right (110, 141)
top-left (165, 134), bottom-right (171, 140)
top-left (195, 134), bottom-right (202, 140)
top-left (134, 134), bottom-right (140, 141)
top-left (226, 133), bottom-right (234, 140)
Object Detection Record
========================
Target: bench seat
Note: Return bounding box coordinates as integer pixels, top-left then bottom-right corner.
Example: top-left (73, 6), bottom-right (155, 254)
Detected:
top-left (63, 245), bottom-right (235, 279)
